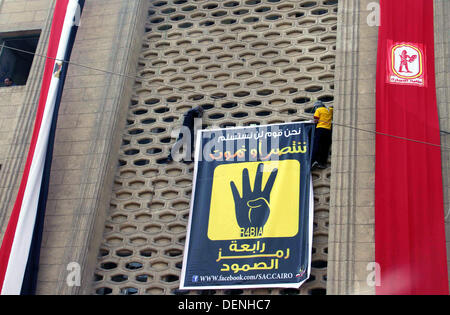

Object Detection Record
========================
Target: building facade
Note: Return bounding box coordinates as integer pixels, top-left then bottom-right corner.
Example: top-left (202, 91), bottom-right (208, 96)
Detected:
top-left (0, 0), bottom-right (448, 295)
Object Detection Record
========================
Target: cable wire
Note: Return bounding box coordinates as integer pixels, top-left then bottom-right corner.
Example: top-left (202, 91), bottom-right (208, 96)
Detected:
top-left (1, 43), bottom-right (450, 151)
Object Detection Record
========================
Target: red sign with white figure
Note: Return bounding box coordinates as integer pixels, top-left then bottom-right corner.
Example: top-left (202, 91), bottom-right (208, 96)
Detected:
top-left (387, 41), bottom-right (426, 87)
top-left (376, 0), bottom-right (448, 295)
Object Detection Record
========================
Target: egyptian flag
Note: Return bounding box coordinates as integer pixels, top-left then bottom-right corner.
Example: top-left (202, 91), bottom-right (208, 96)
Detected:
top-left (375, 0), bottom-right (449, 294)
top-left (0, 0), bottom-right (84, 295)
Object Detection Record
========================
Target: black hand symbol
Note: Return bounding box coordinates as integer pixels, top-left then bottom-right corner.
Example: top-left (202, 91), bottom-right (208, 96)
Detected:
top-left (230, 163), bottom-right (278, 229)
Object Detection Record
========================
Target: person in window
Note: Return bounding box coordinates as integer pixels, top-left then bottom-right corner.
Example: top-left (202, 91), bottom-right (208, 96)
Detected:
top-left (311, 101), bottom-right (333, 169)
top-left (3, 77), bottom-right (14, 87)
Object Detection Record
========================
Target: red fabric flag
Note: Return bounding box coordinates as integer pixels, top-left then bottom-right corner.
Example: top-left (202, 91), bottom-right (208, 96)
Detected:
top-left (375, 0), bottom-right (449, 295)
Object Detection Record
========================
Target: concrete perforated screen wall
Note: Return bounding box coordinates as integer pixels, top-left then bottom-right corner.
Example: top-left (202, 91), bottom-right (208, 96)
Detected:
top-left (93, 0), bottom-right (337, 295)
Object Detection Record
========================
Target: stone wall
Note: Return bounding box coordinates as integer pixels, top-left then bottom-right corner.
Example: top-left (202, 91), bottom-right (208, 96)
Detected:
top-left (0, 0), bottom-right (53, 242)
top-left (0, 0), bottom-right (448, 295)
top-left (327, 0), bottom-right (377, 295)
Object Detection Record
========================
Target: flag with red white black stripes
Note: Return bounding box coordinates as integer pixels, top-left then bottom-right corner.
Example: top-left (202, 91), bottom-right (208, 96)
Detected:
top-left (0, 0), bottom-right (84, 295)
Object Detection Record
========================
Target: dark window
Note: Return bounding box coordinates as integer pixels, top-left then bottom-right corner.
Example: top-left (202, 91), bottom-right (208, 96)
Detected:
top-left (0, 32), bottom-right (40, 87)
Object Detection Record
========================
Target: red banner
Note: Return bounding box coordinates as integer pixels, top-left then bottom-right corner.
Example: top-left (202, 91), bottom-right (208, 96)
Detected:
top-left (375, 0), bottom-right (449, 294)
